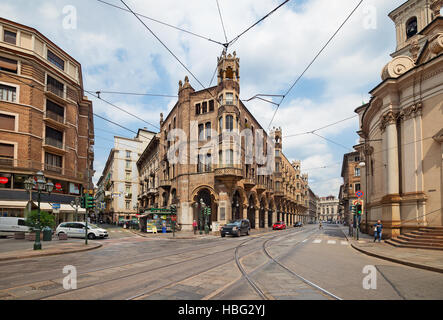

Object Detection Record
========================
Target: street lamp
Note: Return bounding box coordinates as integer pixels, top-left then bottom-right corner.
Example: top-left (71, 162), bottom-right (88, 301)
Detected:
top-left (200, 198), bottom-right (206, 235)
top-left (24, 171), bottom-right (53, 250)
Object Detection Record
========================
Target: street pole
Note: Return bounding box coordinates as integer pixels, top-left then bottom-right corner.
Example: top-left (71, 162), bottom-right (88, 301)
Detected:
top-left (34, 189), bottom-right (42, 250)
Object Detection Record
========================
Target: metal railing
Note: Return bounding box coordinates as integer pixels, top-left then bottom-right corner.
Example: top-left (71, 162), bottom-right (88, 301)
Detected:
top-left (46, 82), bottom-right (64, 98)
top-left (44, 137), bottom-right (64, 150)
top-left (44, 110), bottom-right (65, 124)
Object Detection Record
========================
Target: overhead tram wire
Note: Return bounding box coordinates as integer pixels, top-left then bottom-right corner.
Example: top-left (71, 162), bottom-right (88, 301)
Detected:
top-left (88, 90), bottom-right (177, 98)
top-left (85, 90), bottom-right (160, 130)
top-left (267, 0), bottom-right (364, 131)
top-left (96, 0), bottom-right (226, 47)
top-left (216, 0), bottom-right (229, 44)
top-left (228, 0), bottom-right (291, 47)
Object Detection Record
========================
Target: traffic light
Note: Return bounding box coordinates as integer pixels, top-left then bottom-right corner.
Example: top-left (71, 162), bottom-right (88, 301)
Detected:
top-left (205, 207), bottom-right (211, 216)
top-left (85, 195), bottom-right (95, 209)
top-left (351, 205), bottom-right (356, 215)
top-left (80, 196), bottom-right (86, 209)
top-left (356, 204), bottom-right (362, 215)
top-left (170, 205), bottom-right (176, 215)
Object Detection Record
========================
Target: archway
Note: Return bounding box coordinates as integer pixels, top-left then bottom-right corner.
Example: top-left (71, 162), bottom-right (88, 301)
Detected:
top-left (259, 197), bottom-right (266, 228)
top-left (247, 194), bottom-right (256, 229)
top-left (193, 189), bottom-right (214, 231)
top-left (232, 190), bottom-right (242, 221)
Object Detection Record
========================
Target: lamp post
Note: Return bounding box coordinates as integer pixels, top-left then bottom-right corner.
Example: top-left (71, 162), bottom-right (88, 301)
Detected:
top-left (24, 171), bottom-right (53, 250)
top-left (200, 198), bottom-right (205, 235)
top-left (359, 160), bottom-right (368, 234)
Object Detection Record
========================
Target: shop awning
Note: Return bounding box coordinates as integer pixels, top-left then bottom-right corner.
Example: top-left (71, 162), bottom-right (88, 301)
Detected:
top-left (0, 201), bottom-right (86, 213)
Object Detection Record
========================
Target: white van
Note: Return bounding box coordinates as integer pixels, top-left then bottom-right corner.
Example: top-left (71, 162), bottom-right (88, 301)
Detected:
top-left (0, 217), bottom-right (30, 237)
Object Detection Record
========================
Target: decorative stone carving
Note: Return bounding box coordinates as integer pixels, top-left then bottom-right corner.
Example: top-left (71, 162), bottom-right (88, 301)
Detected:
top-left (399, 103), bottom-right (423, 120)
top-left (429, 33), bottom-right (443, 55)
top-left (409, 38), bottom-right (421, 61)
top-left (379, 111), bottom-right (399, 131)
top-left (430, 0), bottom-right (442, 19)
top-left (381, 56), bottom-right (415, 80)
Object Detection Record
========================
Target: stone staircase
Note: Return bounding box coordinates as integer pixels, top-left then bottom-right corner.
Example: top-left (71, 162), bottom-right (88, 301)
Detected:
top-left (386, 227), bottom-right (443, 250)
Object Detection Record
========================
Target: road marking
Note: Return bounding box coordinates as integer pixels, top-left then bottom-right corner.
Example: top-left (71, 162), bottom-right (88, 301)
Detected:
top-left (341, 241), bottom-right (349, 245)
top-left (302, 239), bottom-right (307, 243)
top-left (327, 240), bottom-right (336, 244)
top-left (313, 239), bottom-right (322, 244)
top-left (358, 240), bottom-right (366, 243)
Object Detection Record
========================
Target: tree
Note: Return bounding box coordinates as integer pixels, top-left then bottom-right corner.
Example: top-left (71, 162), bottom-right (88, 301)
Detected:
top-left (25, 210), bottom-right (56, 231)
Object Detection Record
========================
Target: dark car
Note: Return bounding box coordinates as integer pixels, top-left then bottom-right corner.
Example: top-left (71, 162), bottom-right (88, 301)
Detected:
top-left (294, 222), bottom-right (303, 227)
top-left (221, 219), bottom-right (250, 237)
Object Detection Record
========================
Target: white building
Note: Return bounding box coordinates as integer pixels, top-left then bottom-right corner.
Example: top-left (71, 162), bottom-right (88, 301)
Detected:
top-left (97, 129), bottom-right (155, 223)
top-left (318, 196), bottom-right (340, 222)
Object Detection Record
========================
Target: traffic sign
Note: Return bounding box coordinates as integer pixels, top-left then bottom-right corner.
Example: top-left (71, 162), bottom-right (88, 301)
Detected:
top-left (0, 177), bottom-right (9, 184)
top-left (356, 190), bottom-right (364, 198)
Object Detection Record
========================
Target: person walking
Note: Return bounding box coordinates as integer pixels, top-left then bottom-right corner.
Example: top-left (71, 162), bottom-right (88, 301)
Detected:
top-left (373, 220), bottom-right (383, 242)
top-left (192, 220), bottom-right (197, 235)
top-left (319, 221), bottom-right (323, 230)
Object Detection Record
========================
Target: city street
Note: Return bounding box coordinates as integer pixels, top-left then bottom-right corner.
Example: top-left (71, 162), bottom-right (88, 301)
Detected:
top-left (0, 224), bottom-right (442, 300)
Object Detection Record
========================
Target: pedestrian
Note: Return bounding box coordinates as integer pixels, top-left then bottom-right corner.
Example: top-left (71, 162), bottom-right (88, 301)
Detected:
top-left (374, 220), bottom-right (383, 242)
top-left (193, 220), bottom-right (197, 235)
top-left (319, 221), bottom-right (323, 230)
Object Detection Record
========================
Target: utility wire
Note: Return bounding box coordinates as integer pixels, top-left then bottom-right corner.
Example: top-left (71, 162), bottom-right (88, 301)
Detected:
top-left (85, 90), bottom-right (160, 130)
top-left (120, 0), bottom-right (211, 91)
top-left (216, 0), bottom-right (229, 44)
top-left (267, 0), bottom-right (364, 131)
top-left (283, 115), bottom-right (358, 138)
top-left (228, 0), bottom-right (291, 47)
top-left (96, 0), bottom-right (226, 46)
top-left (89, 90), bottom-right (177, 98)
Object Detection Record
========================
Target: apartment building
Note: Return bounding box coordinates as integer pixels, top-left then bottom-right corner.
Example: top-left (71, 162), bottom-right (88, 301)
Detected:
top-left (0, 18), bottom-right (94, 222)
top-left (339, 151), bottom-right (362, 224)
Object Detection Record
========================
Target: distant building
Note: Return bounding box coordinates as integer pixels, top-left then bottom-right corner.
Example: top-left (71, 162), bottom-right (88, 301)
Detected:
top-left (318, 196), bottom-right (339, 222)
top-left (355, 0), bottom-right (443, 237)
top-left (0, 18), bottom-right (94, 223)
top-left (97, 129), bottom-right (155, 224)
top-left (308, 188), bottom-right (319, 222)
top-left (339, 151), bottom-right (362, 225)
top-left (137, 134), bottom-right (160, 211)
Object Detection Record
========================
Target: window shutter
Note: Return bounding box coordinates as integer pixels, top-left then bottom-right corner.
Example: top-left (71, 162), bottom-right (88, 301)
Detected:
top-left (0, 114), bottom-right (15, 130)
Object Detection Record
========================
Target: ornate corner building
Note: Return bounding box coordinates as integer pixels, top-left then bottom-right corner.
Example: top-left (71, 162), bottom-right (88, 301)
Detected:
top-left (0, 18), bottom-right (94, 221)
top-left (137, 52), bottom-right (309, 231)
top-left (355, 0), bottom-right (443, 238)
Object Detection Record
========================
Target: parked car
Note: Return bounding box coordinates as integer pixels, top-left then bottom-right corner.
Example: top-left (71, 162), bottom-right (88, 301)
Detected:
top-left (0, 217), bottom-right (30, 237)
top-left (56, 222), bottom-right (108, 239)
top-left (272, 221), bottom-right (286, 230)
top-left (220, 219), bottom-right (250, 237)
top-left (294, 222), bottom-right (303, 227)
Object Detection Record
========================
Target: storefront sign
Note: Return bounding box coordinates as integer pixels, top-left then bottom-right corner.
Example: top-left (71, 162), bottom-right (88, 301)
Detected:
top-left (0, 177), bottom-right (8, 184)
top-left (55, 183), bottom-right (62, 190)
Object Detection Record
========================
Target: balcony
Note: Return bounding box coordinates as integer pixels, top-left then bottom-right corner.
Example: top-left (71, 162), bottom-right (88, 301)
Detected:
top-left (44, 163), bottom-right (63, 174)
top-left (159, 179), bottom-right (171, 188)
top-left (43, 111), bottom-right (68, 129)
top-left (243, 177), bottom-right (255, 189)
top-left (255, 183), bottom-right (266, 193)
top-left (43, 137), bottom-right (66, 154)
top-left (214, 166), bottom-right (242, 183)
top-left (274, 190), bottom-right (284, 198)
top-left (45, 83), bottom-right (66, 104)
top-left (147, 188), bottom-right (158, 195)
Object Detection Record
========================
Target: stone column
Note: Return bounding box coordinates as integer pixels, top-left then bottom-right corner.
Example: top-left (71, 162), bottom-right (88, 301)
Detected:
top-left (242, 206), bottom-right (248, 220)
top-left (381, 111), bottom-right (401, 237)
top-left (255, 208), bottom-right (259, 229)
top-left (273, 210), bottom-right (277, 225)
top-left (264, 210), bottom-right (269, 229)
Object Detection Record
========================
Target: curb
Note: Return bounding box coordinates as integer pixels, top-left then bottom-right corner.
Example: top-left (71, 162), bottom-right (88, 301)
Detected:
top-left (339, 227), bottom-right (443, 274)
top-left (0, 243), bottom-right (103, 262)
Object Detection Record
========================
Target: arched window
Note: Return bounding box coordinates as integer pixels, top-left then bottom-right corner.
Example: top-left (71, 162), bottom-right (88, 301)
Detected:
top-left (225, 67), bottom-right (234, 79)
top-left (406, 17), bottom-right (417, 38)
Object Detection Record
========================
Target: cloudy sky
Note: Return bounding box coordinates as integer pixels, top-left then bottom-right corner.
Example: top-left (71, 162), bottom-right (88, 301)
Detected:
top-left (1, 0), bottom-right (405, 196)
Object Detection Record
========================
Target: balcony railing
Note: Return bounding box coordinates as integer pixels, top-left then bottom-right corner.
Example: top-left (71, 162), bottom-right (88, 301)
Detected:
top-left (159, 179), bottom-right (171, 188)
top-left (44, 163), bottom-right (62, 173)
top-left (44, 110), bottom-right (65, 124)
top-left (44, 137), bottom-right (64, 150)
top-left (46, 82), bottom-right (64, 98)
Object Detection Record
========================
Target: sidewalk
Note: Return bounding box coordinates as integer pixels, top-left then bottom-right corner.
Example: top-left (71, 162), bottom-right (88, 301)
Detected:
top-left (339, 226), bottom-right (443, 274)
top-left (0, 238), bottom-right (102, 262)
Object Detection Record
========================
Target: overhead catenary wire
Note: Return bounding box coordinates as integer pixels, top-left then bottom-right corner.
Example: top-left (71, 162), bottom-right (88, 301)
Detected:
top-left (215, 0), bottom-right (229, 44)
top-left (267, 0), bottom-right (364, 131)
top-left (88, 90), bottom-right (177, 98)
top-left (96, 0), bottom-right (226, 46)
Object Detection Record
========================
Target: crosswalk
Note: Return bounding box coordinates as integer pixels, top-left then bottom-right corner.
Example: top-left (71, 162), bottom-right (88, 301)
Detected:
top-left (307, 239), bottom-right (353, 246)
